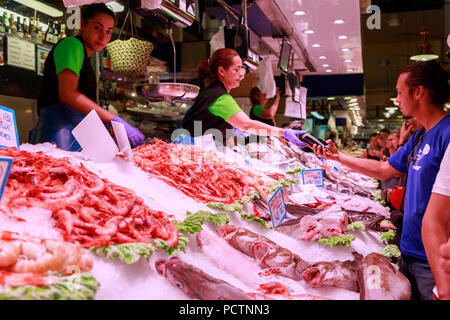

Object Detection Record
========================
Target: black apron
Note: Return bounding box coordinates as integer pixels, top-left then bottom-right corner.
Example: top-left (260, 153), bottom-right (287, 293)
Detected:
top-left (182, 80), bottom-right (233, 145)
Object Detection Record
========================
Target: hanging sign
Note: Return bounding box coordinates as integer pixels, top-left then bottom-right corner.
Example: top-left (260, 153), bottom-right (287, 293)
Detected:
top-left (268, 187), bottom-right (287, 228)
top-left (0, 106), bottom-right (19, 148)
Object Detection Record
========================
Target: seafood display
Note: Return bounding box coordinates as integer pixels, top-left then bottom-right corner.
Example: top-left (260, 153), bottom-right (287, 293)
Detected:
top-left (357, 253), bottom-right (411, 300)
top-left (0, 134), bottom-right (408, 300)
top-left (0, 148), bottom-right (178, 248)
top-left (216, 225), bottom-right (310, 280)
top-left (133, 139), bottom-right (268, 204)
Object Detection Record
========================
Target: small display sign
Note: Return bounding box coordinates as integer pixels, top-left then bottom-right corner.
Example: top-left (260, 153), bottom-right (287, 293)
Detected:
top-left (0, 106), bottom-right (19, 148)
top-left (268, 187), bottom-right (287, 228)
top-left (302, 169), bottom-right (324, 187)
top-left (0, 156), bottom-right (13, 201)
top-left (6, 35), bottom-right (36, 71)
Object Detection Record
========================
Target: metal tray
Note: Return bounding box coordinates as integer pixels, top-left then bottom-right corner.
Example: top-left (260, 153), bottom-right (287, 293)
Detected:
top-left (136, 83), bottom-right (200, 103)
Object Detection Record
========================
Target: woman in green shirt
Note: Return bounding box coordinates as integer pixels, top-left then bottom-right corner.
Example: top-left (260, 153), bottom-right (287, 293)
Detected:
top-left (182, 48), bottom-right (306, 147)
top-left (30, 3), bottom-right (144, 150)
top-left (249, 86), bottom-right (280, 127)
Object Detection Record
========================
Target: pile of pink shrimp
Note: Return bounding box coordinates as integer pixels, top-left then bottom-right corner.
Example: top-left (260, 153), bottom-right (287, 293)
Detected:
top-left (133, 139), bottom-right (267, 204)
top-left (0, 148), bottom-right (178, 248)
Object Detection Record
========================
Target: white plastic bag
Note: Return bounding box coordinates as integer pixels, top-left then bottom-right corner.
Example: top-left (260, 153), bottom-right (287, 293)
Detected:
top-left (209, 26), bottom-right (225, 55)
top-left (257, 58), bottom-right (276, 99)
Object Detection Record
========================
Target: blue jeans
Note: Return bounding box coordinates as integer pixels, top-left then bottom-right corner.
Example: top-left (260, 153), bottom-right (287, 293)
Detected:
top-left (399, 254), bottom-right (435, 300)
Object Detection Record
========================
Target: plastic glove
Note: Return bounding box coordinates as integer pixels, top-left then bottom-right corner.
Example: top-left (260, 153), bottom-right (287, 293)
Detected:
top-left (282, 129), bottom-right (308, 148)
top-left (111, 115), bottom-right (145, 148)
top-left (233, 126), bottom-right (251, 138)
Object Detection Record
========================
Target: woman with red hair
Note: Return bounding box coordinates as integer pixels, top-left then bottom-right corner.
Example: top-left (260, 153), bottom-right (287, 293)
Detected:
top-left (182, 48), bottom-right (306, 147)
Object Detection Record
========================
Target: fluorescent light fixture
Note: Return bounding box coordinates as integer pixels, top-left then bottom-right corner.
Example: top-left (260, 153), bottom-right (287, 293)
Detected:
top-left (14, 0), bottom-right (63, 17)
top-left (345, 59), bottom-right (352, 63)
top-left (318, 56), bottom-right (327, 59)
top-left (338, 35), bottom-right (348, 40)
top-left (322, 64), bottom-right (330, 67)
top-left (312, 44), bottom-right (321, 47)
top-left (344, 97), bottom-right (352, 100)
top-left (304, 29), bottom-right (315, 34)
top-left (106, 1), bottom-right (124, 13)
top-left (325, 69), bottom-right (332, 72)
top-left (410, 54), bottom-right (439, 61)
top-left (327, 97), bottom-right (335, 100)
top-left (311, 111), bottom-right (325, 120)
top-left (341, 48), bottom-right (350, 52)
top-left (347, 69), bottom-right (354, 72)
top-left (350, 98), bottom-right (358, 103)
top-left (294, 10), bottom-right (306, 16)
top-left (334, 19), bottom-right (344, 24)
top-left (348, 102), bottom-right (359, 107)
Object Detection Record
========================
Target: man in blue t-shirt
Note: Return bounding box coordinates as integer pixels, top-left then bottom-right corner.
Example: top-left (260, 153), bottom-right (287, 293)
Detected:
top-left (311, 61), bottom-right (449, 300)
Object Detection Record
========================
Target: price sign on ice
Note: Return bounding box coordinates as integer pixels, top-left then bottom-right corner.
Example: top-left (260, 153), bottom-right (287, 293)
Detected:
top-left (0, 106), bottom-right (19, 148)
top-left (268, 187), bottom-right (287, 228)
top-left (302, 169), bottom-right (324, 187)
top-left (0, 156), bottom-right (13, 201)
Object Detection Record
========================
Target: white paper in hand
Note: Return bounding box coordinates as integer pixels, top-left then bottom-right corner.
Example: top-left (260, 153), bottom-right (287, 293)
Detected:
top-left (111, 120), bottom-right (132, 157)
top-left (72, 110), bottom-right (119, 163)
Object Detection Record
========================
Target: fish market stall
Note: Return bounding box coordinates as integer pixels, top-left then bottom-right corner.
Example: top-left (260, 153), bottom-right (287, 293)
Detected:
top-left (0, 139), bottom-right (409, 300)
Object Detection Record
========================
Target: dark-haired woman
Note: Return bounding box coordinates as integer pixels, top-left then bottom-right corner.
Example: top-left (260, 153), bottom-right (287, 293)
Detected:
top-left (30, 3), bottom-right (144, 150)
top-left (182, 48), bottom-right (306, 147)
top-left (249, 86), bottom-right (280, 127)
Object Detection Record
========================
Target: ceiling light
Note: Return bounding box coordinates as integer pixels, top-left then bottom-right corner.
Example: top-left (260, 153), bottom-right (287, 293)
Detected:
top-left (345, 59), bottom-right (352, 63)
top-left (327, 97), bottom-right (335, 100)
top-left (14, 0), bottom-right (63, 17)
top-left (304, 29), bottom-right (315, 34)
top-left (322, 64), bottom-right (330, 67)
top-left (312, 44), bottom-right (321, 47)
top-left (294, 10), bottom-right (306, 16)
top-left (344, 97), bottom-right (352, 100)
top-left (349, 103), bottom-right (359, 107)
top-left (341, 48), bottom-right (350, 52)
top-left (338, 35), bottom-right (348, 40)
top-left (325, 69), bottom-right (332, 73)
top-left (347, 69), bottom-right (354, 72)
top-left (319, 56), bottom-right (327, 59)
top-left (334, 19), bottom-right (344, 24)
top-left (106, 1), bottom-right (125, 12)
top-left (350, 99), bottom-right (358, 103)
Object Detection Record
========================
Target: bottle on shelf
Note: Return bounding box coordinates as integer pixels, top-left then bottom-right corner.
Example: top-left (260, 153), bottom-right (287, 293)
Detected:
top-left (45, 19), bottom-right (53, 44)
top-left (53, 21), bottom-right (60, 43)
top-left (59, 23), bottom-right (66, 40)
top-left (3, 12), bottom-right (10, 34)
top-left (23, 18), bottom-right (31, 40)
top-left (35, 18), bottom-right (43, 44)
top-left (0, 12), bottom-right (5, 33)
top-left (30, 17), bottom-right (37, 41)
top-left (16, 16), bottom-right (23, 38)
top-left (9, 13), bottom-right (17, 35)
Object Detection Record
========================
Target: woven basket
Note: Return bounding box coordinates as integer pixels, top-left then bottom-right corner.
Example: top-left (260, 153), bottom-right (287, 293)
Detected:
top-left (106, 38), bottom-right (153, 76)
top-left (106, 10), bottom-right (154, 77)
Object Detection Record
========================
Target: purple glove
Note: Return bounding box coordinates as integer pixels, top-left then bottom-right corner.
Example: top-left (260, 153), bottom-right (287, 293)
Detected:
top-left (112, 115), bottom-right (145, 148)
top-left (233, 126), bottom-right (251, 138)
top-left (283, 129), bottom-right (308, 148)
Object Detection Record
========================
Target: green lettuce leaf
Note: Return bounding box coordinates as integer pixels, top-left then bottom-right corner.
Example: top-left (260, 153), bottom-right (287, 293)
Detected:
top-left (0, 272), bottom-right (99, 300)
top-left (381, 230), bottom-right (396, 243)
top-left (347, 221), bottom-right (366, 231)
top-left (317, 235), bottom-right (356, 247)
top-left (206, 202), bottom-right (243, 212)
top-left (239, 212), bottom-right (272, 229)
top-left (286, 168), bottom-right (302, 175)
top-left (379, 244), bottom-right (401, 258)
top-left (267, 179), bottom-right (299, 194)
top-left (174, 210), bottom-right (230, 234)
top-left (153, 233), bottom-right (189, 256)
top-left (90, 242), bottom-right (157, 264)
